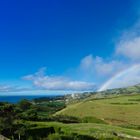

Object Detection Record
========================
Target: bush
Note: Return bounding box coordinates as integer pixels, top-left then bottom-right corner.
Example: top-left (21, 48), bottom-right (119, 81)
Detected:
top-left (81, 116), bottom-right (106, 124)
top-left (52, 115), bottom-right (80, 123)
top-left (47, 133), bottom-right (61, 140)
top-left (25, 127), bottom-right (55, 139)
top-left (18, 99), bottom-right (32, 111)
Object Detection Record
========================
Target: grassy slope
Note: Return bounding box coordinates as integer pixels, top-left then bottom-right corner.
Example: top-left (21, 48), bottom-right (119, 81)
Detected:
top-left (28, 121), bottom-right (140, 139)
top-left (23, 94), bottom-right (140, 139)
top-left (56, 94), bottom-right (140, 126)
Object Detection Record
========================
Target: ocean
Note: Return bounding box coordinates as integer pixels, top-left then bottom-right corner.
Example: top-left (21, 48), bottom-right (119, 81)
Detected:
top-left (0, 95), bottom-right (58, 103)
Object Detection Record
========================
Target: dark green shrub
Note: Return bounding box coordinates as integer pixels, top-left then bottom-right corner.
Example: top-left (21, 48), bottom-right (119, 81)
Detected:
top-left (18, 99), bottom-right (32, 111)
top-left (52, 115), bottom-right (80, 123)
top-left (47, 133), bottom-right (61, 140)
top-left (81, 116), bottom-right (106, 124)
top-left (25, 127), bottom-right (55, 139)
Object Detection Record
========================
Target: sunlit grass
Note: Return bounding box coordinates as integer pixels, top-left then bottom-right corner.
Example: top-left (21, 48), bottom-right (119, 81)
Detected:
top-left (56, 94), bottom-right (140, 126)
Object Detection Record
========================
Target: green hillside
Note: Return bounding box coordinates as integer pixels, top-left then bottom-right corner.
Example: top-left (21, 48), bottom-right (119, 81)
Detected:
top-left (64, 84), bottom-right (140, 104)
top-left (95, 84), bottom-right (140, 97)
top-left (56, 94), bottom-right (140, 126)
top-left (27, 121), bottom-right (140, 139)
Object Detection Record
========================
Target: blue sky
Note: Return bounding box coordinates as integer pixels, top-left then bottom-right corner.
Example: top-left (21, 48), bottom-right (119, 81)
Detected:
top-left (1, 0), bottom-right (140, 95)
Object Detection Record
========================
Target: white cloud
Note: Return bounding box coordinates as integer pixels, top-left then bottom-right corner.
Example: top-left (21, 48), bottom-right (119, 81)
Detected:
top-left (115, 18), bottom-right (140, 61)
top-left (23, 68), bottom-right (95, 91)
top-left (116, 36), bottom-right (140, 61)
top-left (0, 85), bottom-right (31, 93)
top-left (80, 55), bottom-right (94, 71)
top-left (79, 55), bottom-right (126, 81)
top-left (0, 85), bottom-right (13, 92)
top-left (94, 57), bottom-right (125, 76)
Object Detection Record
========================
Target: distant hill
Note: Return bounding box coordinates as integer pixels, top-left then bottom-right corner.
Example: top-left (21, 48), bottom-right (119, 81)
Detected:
top-left (96, 84), bottom-right (140, 97)
top-left (64, 84), bottom-right (140, 103)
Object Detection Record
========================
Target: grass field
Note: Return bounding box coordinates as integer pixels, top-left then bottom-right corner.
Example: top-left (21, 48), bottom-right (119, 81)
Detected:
top-left (56, 94), bottom-right (140, 126)
top-left (27, 121), bottom-right (140, 139)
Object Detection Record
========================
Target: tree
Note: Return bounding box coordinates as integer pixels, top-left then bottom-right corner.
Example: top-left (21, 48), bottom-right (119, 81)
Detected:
top-left (0, 103), bottom-right (15, 138)
top-left (18, 99), bottom-right (32, 111)
top-left (14, 124), bottom-right (26, 140)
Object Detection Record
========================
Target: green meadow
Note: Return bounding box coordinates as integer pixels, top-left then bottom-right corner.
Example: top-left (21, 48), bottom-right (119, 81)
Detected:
top-left (25, 121), bottom-right (140, 139)
top-left (56, 94), bottom-right (140, 126)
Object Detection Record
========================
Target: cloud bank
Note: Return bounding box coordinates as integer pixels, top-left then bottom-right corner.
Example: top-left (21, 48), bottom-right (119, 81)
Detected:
top-left (80, 55), bottom-right (126, 78)
top-left (0, 85), bottom-right (14, 92)
top-left (23, 68), bottom-right (95, 91)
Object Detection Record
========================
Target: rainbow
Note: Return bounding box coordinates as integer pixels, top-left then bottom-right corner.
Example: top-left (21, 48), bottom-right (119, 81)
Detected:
top-left (98, 64), bottom-right (140, 91)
